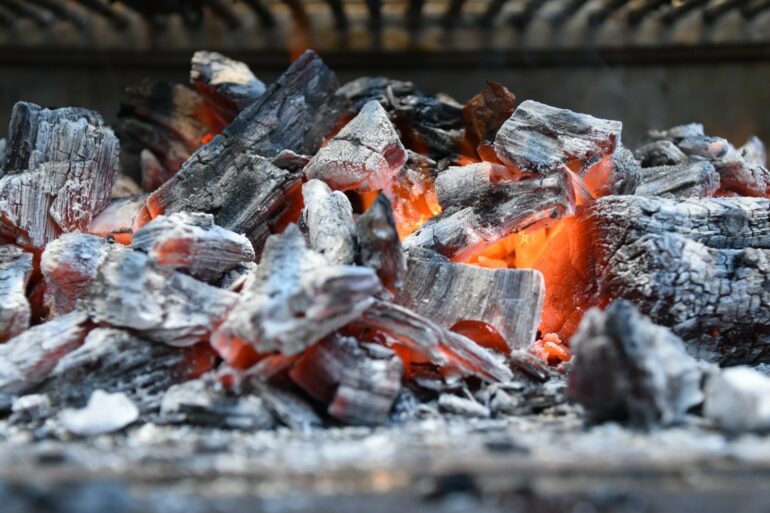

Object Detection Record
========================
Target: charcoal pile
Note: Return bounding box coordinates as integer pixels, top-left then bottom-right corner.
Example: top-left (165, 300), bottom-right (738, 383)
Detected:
top-left (0, 49), bottom-right (769, 452)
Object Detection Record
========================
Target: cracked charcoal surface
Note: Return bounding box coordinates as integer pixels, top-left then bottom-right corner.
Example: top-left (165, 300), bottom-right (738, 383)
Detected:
top-left (190, 50), bottom-right (265, 113)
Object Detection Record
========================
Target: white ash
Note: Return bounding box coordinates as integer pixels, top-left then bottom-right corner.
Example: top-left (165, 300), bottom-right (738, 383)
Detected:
top-left (60, 390), bottom-right (139, 437)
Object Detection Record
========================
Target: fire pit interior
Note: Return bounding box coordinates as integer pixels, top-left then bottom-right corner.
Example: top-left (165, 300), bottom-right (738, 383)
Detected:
top-left (0, 2), bottom-right (770, 513)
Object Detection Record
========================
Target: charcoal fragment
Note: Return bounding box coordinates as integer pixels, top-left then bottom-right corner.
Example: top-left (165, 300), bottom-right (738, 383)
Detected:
top-left (568, 301), bottom-right (703, 428)
top-left (634, 160), bottom-right (720, 198)
top-left (299, 180), bottom-right (356, 265)
top-left (739, 135), bottom-right (767, 167)
top-left (89, 193), bottom-right (147, 244)
top-left (703, 366), bottom-right (770, 434)
top-left (462, 81), bottom-right (516, 150)
top-left (252, 382), bottom-right (322, 430)
top-left (355, 193), bottom-right (406, 293)
top-left (190, 50), bottom-right (265, 114)
top-left (633, 140), bottom-right (688, 168)
top-left (713, 157), bottom-right (770, 197)
top-left (677, 136), bottom-right (730, 160)
top-left (60, 390), bottom-right (139, 436)
top-left (438, 394), bottom-right (491, 418)
top-left (0, 245), bottom-right (33, 343)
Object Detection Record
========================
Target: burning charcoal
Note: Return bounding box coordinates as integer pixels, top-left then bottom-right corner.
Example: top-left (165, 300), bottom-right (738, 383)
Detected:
top-left (703, 366), bottom-right (770, 434)
top-left (462, 81), bottom-right (517, 151)
top-left (395, 256), bottom-right (544, 350)
top-left (713, 157), bottom-right (770, 197)
top-left (160, 378), bottom-right (275, 430)
top-left (252, 382), bottom-right (322, 430)
top-left (299, 180), bottom-right (356, 265)
top-left (41, 329), bottom-right (216, 413)
top-left (381, 151), bottom-right (442, 238)
top-left (132, 212), bottom-right (255, 283)
top-left (647, 123), bottom-right (704, 142)
top-left (509, 349), bottom-right (557, 383)
top-left (607, 146), bottom-right (641, 195)
top-left (404, 170), bottom-right (574, 261)
top-left (190, 50), bottom-right (265, 115)
top-left (0, 245), bottom-right (33, 343)
top-left (290, 336), bottom-right (358, 402)
top-left (84, 249), bottom-right (237, 347)
top-left (11, 394), bottom-right (52, 424)
top-left (633, 140), bottom-right (688, 167)
top-left (0, 312), bottom-right (91, 407)
top-left (0, 102), bottom-right (119, 249)
top-left (355, 193), bottom-right (406, 293)
top-left (739, 135), bottom-right (767, 166)
top-left (139, 149), bottom-right (173, 192)
top-left (212, 225), bottom-right (380, 359)
top-left (634, 160), bottom-right (720, 198)
top-left (493, 100), bottom-right (622, 175)
top-left (676, 136), bottom-right (730, 160)
top-left (304, 100), bottom-right (407, 192)
top-left (59, 390), bottom-right (139, 437)
top-left (434, 162), bottom-right (518, 209)
top-left (438, 393), bottom-right (491, 418)
top-left (568, 301), bottom-right (703, 428)
top-left (146, 51), bottom-right (340, 254)
top-left (88, 194), bottom-right (147, 244)
top-left (42, 233), bottom-right (128, 315)
top-left (336, 77), bottom-right (464, 158)
top-left (362, 300), bottom-right (513, 382)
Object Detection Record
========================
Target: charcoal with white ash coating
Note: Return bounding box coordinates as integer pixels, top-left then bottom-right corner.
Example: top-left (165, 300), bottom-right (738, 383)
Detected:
top-left (190, 50), bottom-right (265, 117)
top-left (0, 245), bottom-right (33, 343)
top-left (0, 102), bottom-right (119, 249)
top-left (633, 160), bottom-right (720, 198)
top-left (355, 193), bottom-right (406, 293)
top-left (634, 140), bottom-right (688, 167)
top-left (568, 301), bottom-right (703, 428)
top-left (131, 212), bottom-right (255, 283)
top-left (298, 179), bottom-right (356, 265)
top-left (703, 366), bottom-right (770, 434)
top-left (88, 193), bottom-right (147, 243)
top-left (212, 225), bottom-right (380, 359)
top-left (304, 100), bottom-right (407, 192)
top-left (146, 51), bottom-right (341, 256)
top-left (395, 254), bottom-right (544, 351)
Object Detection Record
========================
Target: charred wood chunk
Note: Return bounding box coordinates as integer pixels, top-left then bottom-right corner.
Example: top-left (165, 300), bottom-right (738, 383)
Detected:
top-left (0, 245), bottom-right (33, 343)
top-left (714, 157), bottom-right (770, 197)
top-left (299, 180), bottom-right (356, 265)
top-left (304, 100), bottom-right (407, 192)
top-left (160, 378), bottom-right (275, 430)
top-left (568, 301), bottom-right (703, 429)
top-left (676, 136), bottom-right (730, 161)
top-left (0, 312), bottom-right (91, 407)
top-left (381, 150), bottom-right (442, 238)
top-left (0, 102), bottom-right (119, 249)
top-left (608, 146), bottom-right (641, 195)
top-left (361, 300), bottom-right (513, 383)
top-left (355, 193), bottom-right (406, 293)
top-left (704, 366), bottom-right (770, 434)
top-left (190, 50), bottom-right (266, 116)
top-left (132, 212), bottom-right (255, 283)
top-left (212, 225), bottom-right (381, 358)
top-left (88, 194), bottom-right (147, 244)
top-left (404, 170), bottom-right (575, 260)
top-left (494, 100), bottom-right (622, 174)
top-left (647, 123), bottom-right (704, 142)
top-left (739, 135), bottom-right (767, 167)
top-left (290, 335), bottom-right (360, 403)
top-left (395, 256), bottom-right (544, 350)
top-left (42, 233), bottom-right (127, 316)
top-left (634, 160), bottom-right (720, 198)
top-left (251, 382), bottom-right (322, 430)
top-left (41, 328), bottom-right (216, 414)
top-left (335, 77), bottom-right (464, 158)
top-left (434, 162), bottom-right (518, 210)
top-left (462, 81), bottom-right (517, 152)
top-left (84, 248), bottom-right (237, 347)
top-left (633, 140), bottom-right (688, 168)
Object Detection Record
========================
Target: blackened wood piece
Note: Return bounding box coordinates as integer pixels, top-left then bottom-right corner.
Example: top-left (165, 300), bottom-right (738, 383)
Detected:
top-left (0, 245), bottom-right (33, 343)
top-left (0, 312), bottom-right (90, 408)
top-left (299, 180), bottom-right (356, 265)
top-left (361, 300), bottom-right (513, 382)
top-left (190, 51), bottom-right (265, 114)
top-left (212, 225), bottom-right (381, 356)
top-left (634, 160), bottom-right (720, 198)
top-left (395, 257), bottom-right (544, 350)
top-left (462, 81), bottom-right (516, 150)
top-left (568, 301), bottom-right (703, 429)
top-left (355, 194), bottom-right (406, 293)
top-left (304, 100), bottom-right (406, 192)
top-left (42, 328), bottom-right (216, 414)
top-left (0, 102), bottom-right (119, 249)
top-left (83, 248), bottom-right (237, 347)
top-left (633, 140), bottom-right (688, 168)
top-left (404, 171), bottom-right (574, 259)
top-left (131, 212), bottom-right (255, 283)
top-left (494, 100), bottom-right (622, 174)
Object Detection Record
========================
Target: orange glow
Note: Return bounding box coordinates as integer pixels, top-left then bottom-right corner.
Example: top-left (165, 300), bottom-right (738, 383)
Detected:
top-left (179, 342), bottom-right (219, 379)
top-left (384, 176), bottom-right (443, 239)
top-left (200, 133), bottom-right (214, 145)
top-left (451, 320), bottom-right (509, 354)
top-left (211, 333), bottom-right (262, 370)
top-left (529, 333), bottom-right (571, 365)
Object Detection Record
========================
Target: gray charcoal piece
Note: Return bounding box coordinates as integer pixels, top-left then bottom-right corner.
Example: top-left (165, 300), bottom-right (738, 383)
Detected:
top-left (0, 245), bottom-right (33, 342)
top-left (647, 123), bottom-right (704, 142)
top-left (10, 394), bottom-right (52, 423)
top-left (0, 102), bottom-right (119, 248)
top-left (304, 100), bottom-right (407, 192)
top-left (160, 379), bottom-right (275, 430)
top-left (713, 157), bottom-right (770, 197)
top-left (634, 160), bottom-right (720, 198)
top-left (494, 100), bottom-right (622, 174)
top-left (355, 193), bottom-right (406, 293)
top-left (0, 312), bottom-right (91, 407)
top-left (633, 140), bottom-right (688, 168)
top-left (395, 256), bottom-right (544, 350)
top-left (212, 225), bottom-right (381, 356)
top-left (251, 382), bottom-right (322, 431)
top-left (299, 179), bottom-right (356, 265)
top-left (608, 146), bottom-right (641, 195)
top-left (132, 212), bottom-right (255, 283)
top-left (403, 170), bottom-right (574, 259)
top-left (703, 366), bottom-right (770, 434)
top-left (676, 136), bottom-right (730, 160)
top-left (89, 194), bottom-right (146, 239)
top-left (739, 135), bottom-right (767, 167)
top-left (60, 390), bottom-right (139, 437)
top-left (147, 50), bottom-right (341, 256)
top-left (190, 50), bottom-right (266, 111)
top-left (438, 394), bottom-right (491, 418)
top-left (568, 301), bottom-right (703, 428)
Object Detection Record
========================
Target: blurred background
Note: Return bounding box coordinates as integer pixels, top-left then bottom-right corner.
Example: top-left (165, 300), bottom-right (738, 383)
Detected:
top-left (0, 0), bottom-right (768, 146)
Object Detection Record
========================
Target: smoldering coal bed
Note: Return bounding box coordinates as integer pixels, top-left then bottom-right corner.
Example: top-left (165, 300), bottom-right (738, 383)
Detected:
top-left (0, 49), bottom-right (769, 513)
